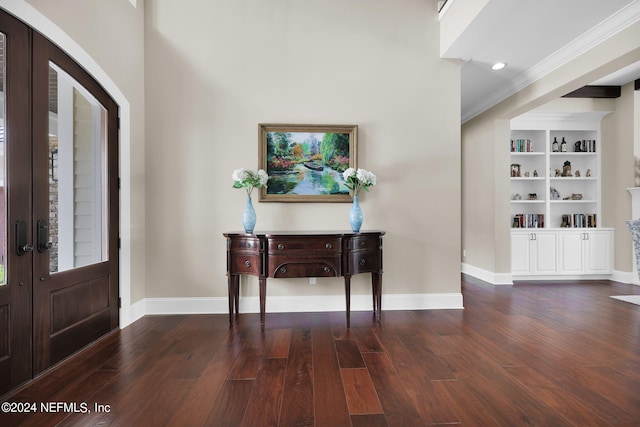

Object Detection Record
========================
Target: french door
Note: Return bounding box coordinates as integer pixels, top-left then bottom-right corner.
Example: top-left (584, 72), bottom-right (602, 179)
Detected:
top-left (0, 9), bottom-right (119, 395)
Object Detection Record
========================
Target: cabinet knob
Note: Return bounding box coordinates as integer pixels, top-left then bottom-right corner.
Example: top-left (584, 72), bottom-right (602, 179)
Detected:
top-left (277, 243), bottom-right (285, 250)
top-left (244, 260), bottom-right (251, 268)
top-left (359, 259), bottom-right (366, 266)
top-left (323, 267), bottom-right (331, 273)
top-left (325, 243), bottom-right (332, 249)
top-left (279, 267), bottom-right (287, 274)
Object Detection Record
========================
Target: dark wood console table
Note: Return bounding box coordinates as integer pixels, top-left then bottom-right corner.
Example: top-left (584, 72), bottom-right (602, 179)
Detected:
top-left (223, 231), bottom-right (384, 328)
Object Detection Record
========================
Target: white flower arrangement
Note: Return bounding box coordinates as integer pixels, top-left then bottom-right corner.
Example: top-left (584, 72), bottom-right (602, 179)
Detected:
top-left (232, 168), bottom-right (269, 196)
top-left (343, 167), bottom-right (377, 196)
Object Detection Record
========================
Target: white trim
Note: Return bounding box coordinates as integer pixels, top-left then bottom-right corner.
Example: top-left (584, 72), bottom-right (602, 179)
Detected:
top-left (611, 269), bottom-right (638, 285)
top-left (139, 293), bottom-right (464, 316)
top-left (461, 0), bottom-right (640, 123)
top-left (461, 262), bottom-right (513, 285)
top-left (0, 0), bottom-right (133, 327)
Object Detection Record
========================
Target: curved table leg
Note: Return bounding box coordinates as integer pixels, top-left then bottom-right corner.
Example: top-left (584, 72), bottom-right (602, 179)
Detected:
top-left (259, 277), bottom-right (267, 328)
top-left (372, 272), bottom-right (382, 322)
top-left (344, 276), bottom-right (352, 328)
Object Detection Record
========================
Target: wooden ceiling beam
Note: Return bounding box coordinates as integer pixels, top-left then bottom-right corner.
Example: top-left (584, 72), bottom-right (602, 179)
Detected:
top-left (562, 85), bottom-right (621, 98)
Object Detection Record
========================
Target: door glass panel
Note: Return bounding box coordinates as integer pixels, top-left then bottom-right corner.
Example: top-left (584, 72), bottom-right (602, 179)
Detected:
top-left (48, 62), bottom-right (108, 273)
top-left (0, 33), bottom-right (6, 286)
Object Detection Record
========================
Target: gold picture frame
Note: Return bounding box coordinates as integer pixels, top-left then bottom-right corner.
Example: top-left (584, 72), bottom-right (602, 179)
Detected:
top-left (258, 123), bottom-right (358, 202)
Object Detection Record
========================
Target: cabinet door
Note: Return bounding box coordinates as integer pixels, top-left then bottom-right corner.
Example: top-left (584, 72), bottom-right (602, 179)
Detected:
top-left (584, 231), bottom-right (612, 274)
top-left (511, 232), bottom-right (532, 274)
top-left (532, 232), bottom-right (557, 274)
top-left (558, 232), bottom-right (585, 274)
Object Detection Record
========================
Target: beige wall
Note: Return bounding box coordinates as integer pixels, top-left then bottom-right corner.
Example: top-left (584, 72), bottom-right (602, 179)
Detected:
top-left (143, 0), bottom-right (461, 300)
top-left (462, 20), bottom-right (640, 280)
top-left (8, 0), bottom-right (461, 316)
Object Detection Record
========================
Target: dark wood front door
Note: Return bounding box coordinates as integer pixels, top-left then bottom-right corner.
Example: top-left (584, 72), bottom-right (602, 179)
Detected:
top-left (0, 11), bottom-right (33, 395)
top-left (0, 10), bottom-right (120, 395)
top-left (31, 32), bottom-right (119, 374)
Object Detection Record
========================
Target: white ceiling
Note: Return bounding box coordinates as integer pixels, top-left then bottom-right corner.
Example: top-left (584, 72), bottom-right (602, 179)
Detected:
top-left (440, 0), bottom-right (640, 122)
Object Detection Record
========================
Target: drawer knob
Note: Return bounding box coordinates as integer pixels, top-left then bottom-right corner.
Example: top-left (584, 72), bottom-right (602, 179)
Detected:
top-left (244, 260), bottom-right (251, 267)
top-left (359, 258), bottom-right (366, 266)
top-left (323, 266), bottom-right (331, 273)
top-left (278, 243), bottom-right (285, 250)
top-left (325, 243), bottom-right (332, 249)
top-left (279, 267), bottom-right (287, 274)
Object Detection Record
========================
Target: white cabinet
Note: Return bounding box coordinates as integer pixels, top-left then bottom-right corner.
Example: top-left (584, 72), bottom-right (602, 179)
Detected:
top-left (558, 230), bottom-right (613, 274)
top-left (511, 231), bottom-right (557, 275)
top-left (512, 228), bottom-right (613, 277)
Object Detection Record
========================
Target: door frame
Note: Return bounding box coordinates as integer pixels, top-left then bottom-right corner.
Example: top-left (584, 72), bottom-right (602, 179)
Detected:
top-left (0, 2), bottom-right (133, 327)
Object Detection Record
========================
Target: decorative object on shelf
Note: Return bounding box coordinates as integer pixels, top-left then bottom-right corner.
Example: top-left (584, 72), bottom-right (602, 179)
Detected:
top-left (512, 193), bottom-right (522, 200)
top-left (232, 168), bottom-right (269, 233)
top-left (571, 193), bottom-right (583, 200)
top-left (574, 141), bottom-right (582, 152)
top-left (586, 168), bottom-right (592, 177)
top-left (528, 193), bottom-right (537, 200)
top-left (533, 170), bottom-right (538, 177)
top-left (524, 171), bottom-right (530, 177)
top-left (575, 170), bottom-right (581, 177)
top-left (555, 169), bottom-right (561, 177)
top-left (560, 137), bottom-right (567, 152)
top-left (510, 164), bottom-right (521, 177)
top-left (343, 167), bottom-right (377, 232)
top-left (562, 160), bottom-right (572, 177)
top-left (552, 137), bottom-right (559, 152)
top-left (258, 123), bottom-right (357, 202)
top-left (550, 187), bottom-right (561, 200)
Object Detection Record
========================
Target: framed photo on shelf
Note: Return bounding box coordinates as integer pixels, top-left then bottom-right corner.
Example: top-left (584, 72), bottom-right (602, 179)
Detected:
top-left (258, 123), bottom-right (358, 202)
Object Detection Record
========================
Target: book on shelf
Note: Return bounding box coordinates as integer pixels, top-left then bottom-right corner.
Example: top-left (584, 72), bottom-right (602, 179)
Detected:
top-left (510, 139), bottom-right (534, 153)
top-left (575, 139), bottom-right (596, 153)
top-left (560, 213), bottom-right (597, 228)
top-left (512, 214), bottom-right (544, 228)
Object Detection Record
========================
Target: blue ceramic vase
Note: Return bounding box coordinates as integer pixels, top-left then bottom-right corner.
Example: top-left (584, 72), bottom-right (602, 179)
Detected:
top-left (243, 194), bottom-right (256, 233)
top-left (350, 195), bottom-right (363, 232)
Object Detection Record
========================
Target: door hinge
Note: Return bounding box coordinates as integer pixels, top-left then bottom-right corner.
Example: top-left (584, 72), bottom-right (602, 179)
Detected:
top-left (118, 237), bottom-right (121, 249)
top-left (118, 297), bottom-right (122, 308)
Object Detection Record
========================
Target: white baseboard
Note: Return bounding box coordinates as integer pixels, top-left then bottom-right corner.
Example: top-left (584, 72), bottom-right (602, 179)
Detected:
top-left (612, 269), bottom-right (639, 285)
top-left (119, 292), bottom-right (464, 327)
top-left (461, 263), bottom-right (513, 285)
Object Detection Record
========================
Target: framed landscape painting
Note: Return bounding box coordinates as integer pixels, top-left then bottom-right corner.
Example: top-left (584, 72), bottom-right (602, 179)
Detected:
top-left (258, 124), bottom-right (357, 202)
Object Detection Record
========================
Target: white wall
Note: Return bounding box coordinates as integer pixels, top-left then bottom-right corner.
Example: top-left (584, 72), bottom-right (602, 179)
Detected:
top-left (143, 0), bottom-right (462, 310)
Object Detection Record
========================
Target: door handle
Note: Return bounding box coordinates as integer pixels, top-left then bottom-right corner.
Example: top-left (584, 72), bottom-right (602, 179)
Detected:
top-left (16, 220), bottom-right (33, 255)
top-left (37, 219), bottom-right (53, 252)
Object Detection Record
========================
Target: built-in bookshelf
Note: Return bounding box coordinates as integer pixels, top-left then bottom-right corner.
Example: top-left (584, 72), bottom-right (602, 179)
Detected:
top-left (509, 112), bottom-right (613, 278)
top-left (510, 113), bottom-right (607, 229)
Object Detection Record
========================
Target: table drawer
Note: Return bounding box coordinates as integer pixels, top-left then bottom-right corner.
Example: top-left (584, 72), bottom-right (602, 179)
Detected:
top-left (230, 255), bottom-right (261, 275)
top-left (228, 236), bottom-right (261, 252)
top-left (348, 251), bottom-right (380, 274)
top-left (350, 235), bottom-right (380, 250)
top-left (270, 258), bottom-right (341, 278)
top-left (268, 237), bottom-right (341, 254)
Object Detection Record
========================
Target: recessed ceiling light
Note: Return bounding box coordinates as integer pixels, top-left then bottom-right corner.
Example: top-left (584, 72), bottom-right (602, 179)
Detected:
top-left (491, 62), bottom-right (507, 70)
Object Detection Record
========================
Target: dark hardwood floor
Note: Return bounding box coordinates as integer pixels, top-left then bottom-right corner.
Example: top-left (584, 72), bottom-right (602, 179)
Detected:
top-left (2, 275), bottom-right (640, 426)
